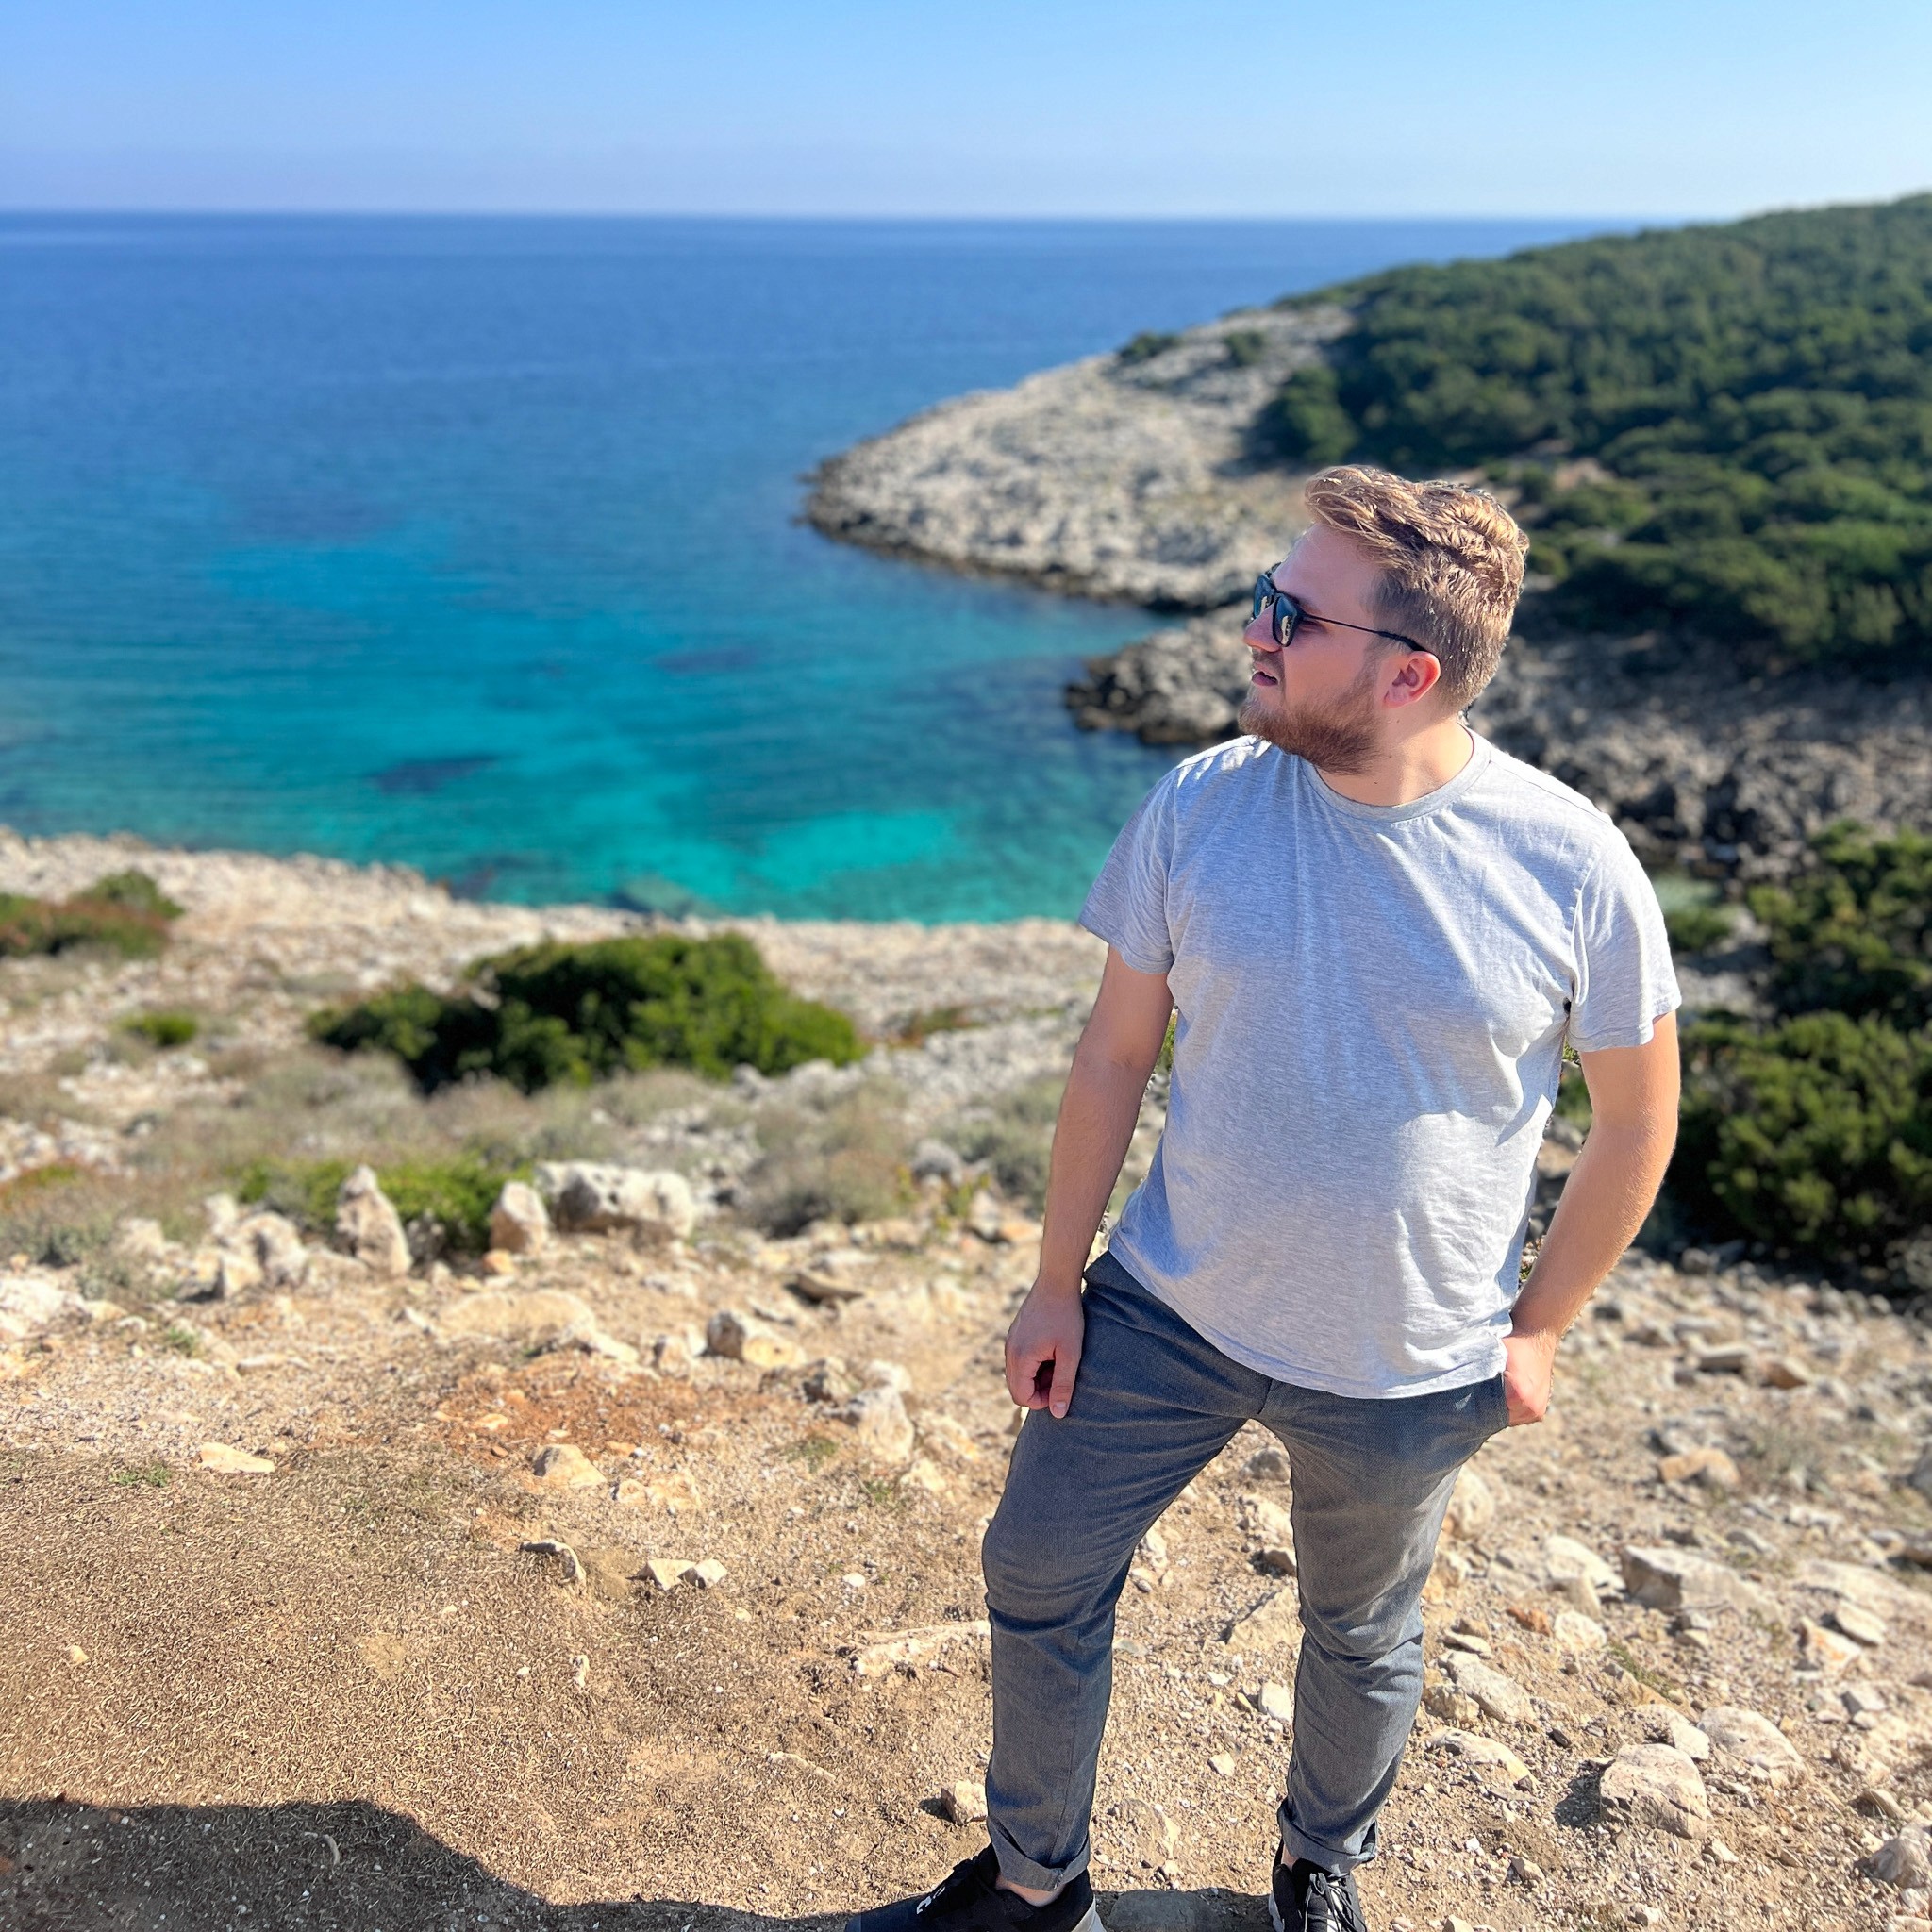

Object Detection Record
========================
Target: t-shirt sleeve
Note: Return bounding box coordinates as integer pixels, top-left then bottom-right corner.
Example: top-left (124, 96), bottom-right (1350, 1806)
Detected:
top-left (1078, 777), bottom-right (1176, 974)
top-left (1568, 833), bottom-right (1682, 1052)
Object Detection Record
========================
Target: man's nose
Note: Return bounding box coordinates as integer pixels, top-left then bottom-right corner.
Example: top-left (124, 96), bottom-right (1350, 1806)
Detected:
top-left (1242, 609), bottom-right (1277, 649)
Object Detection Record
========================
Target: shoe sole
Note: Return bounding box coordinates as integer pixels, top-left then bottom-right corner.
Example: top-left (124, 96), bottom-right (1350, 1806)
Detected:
top-left (1267, 1890), bottom-right (1285, 1932)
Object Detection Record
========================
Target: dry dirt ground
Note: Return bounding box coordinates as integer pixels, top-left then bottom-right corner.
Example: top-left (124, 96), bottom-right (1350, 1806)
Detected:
top-left (7, 843), bottom-right (1932, 1932)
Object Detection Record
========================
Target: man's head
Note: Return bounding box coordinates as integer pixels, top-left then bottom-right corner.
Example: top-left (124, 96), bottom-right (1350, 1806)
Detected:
top-left (1238, 466), bottom-right (1529, 773)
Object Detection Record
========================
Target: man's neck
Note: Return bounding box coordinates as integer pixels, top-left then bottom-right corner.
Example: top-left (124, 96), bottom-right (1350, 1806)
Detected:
top-left (1313, 717), bottom-right (1476, 808)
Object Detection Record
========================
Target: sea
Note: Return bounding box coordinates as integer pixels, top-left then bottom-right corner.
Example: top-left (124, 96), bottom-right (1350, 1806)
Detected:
top-left (0, 215), bottom-right (1621, 921)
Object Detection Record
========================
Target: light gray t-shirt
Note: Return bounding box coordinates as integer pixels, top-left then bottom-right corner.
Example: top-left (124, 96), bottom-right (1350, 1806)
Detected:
top-left (1079, 731), bottom-right (1679, 1399)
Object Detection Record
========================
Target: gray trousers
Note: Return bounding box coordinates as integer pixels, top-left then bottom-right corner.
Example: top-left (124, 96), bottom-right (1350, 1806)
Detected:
top-left (980, 1253), bottom-right (1507, 1885)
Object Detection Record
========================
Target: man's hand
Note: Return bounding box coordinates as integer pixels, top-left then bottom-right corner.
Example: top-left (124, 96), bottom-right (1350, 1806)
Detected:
top-left (1006, 1282), bottom-right (1085, 1419)
top-left (1502, 1326), bottom-right (1558, 1426)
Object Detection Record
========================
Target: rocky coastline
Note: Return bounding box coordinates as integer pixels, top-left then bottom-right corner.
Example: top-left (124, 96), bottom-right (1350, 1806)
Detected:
top-left (804, 305), bottom-right (1343, 609)
top-left (1064, 610), bottom-right (1932, 884)
top-left (807, 312), bottom-right (1932, 884)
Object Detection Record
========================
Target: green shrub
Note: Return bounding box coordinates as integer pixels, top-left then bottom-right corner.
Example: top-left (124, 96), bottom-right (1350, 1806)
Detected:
top-left (124, 1010), bottom-right (199, 1050)
top-left (89, 871), bottom-right (184, 920)
top-left (379, 1154), bottom-right (526, 1251)
top-left (113, 1462), bottom-right (173, 1488)
top-left (1749, 823), bottom-right (1932, 1029)
top-left (1663, 902), bottom-right (1735, 956)
top-left (0, 870), bottom-right (183, 960)
top-left (1256, 365), bottom-right (1356, 467)
top-left (1117, 331), bottom-right (1181, 366)
top-left (236, 1151), bottom-right (525, 1252)
top-left (1673, 1011), bottom-right (1932, 1267)
top-left (311, 933), bottom-right (862, 1094)
top-left (1223, 329), bottom-right (1268, 369)
top-left (0, 1165), bottom-right (123, 1271)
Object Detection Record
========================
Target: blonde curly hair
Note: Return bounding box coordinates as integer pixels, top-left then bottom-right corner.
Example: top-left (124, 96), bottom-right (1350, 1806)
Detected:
top-left (1303, 465), bottom-right (1529, 709)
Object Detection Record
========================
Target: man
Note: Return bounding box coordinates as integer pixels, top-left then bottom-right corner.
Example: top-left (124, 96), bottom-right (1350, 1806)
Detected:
top-left (848, 467), bottom-right (1681, 1932)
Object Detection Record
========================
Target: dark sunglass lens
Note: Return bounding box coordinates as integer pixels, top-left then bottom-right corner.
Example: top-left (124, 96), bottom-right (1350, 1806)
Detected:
top-left (1274, 596), bottom-right (1296, 648)
top-left (1251, 577), bottom-right (1271, 622)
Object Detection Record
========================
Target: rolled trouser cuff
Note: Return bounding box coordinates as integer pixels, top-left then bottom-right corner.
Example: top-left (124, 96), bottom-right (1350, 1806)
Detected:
top-left (988, 1817), bottom-right (1091, 1892)
top-left (1275, 1808), bottom-right (1379, 1875)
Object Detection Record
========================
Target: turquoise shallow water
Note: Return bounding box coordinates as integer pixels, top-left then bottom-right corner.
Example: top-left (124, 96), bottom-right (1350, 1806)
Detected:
top-left (0, 215), bottom-right (1616, 919)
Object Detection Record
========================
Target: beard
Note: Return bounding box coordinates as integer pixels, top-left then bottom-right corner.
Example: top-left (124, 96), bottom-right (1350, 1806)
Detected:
top-left (1238, 658), bottom-right (1381, 774)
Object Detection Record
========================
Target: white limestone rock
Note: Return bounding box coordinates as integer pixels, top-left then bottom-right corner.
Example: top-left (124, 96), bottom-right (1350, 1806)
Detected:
top-left (536, 1162), bottom-right (697, 1240)
top-left (1599, 1742), bottom-right (1710, 1840)
top-left (335, 1165), bottom-right (410, 1276)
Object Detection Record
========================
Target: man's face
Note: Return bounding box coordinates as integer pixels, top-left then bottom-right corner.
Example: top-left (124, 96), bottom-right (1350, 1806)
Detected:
top-left (1238, 525), bottom-right (1398, 774)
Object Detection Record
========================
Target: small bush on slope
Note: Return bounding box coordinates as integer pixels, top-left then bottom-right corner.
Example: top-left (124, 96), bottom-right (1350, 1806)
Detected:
top-left (1749, 823), bottom-right (1932, 1031)
top-left (1674, 1011), bottom-right (1932, 1268)
top-left (312, 933), bottom-right (862, 1094)
top-left (0, 870), bottom-right (183, 960)
top-left (237, 1152), bottom-right (525, 1254)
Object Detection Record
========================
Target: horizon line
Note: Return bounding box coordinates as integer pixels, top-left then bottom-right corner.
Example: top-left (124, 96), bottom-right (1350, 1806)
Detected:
top-left (0, 205), bottom-right (1717, 225)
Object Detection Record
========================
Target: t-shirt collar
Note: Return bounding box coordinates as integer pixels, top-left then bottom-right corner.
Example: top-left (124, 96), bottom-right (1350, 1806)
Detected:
top-left (1295, 727), bottom-right (1492, 824)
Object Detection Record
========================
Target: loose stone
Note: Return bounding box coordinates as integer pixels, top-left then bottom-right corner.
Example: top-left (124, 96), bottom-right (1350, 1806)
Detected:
top-left (705, 1307), bottom-right (800, 1370)
top-left (1554, 1610), bottom-right (1607, 1655)
top-left (839, 1383), bottom-right (916, 1465)
top-left (1869, 1827), bottom-right (1932, 1890)
top-left (489, 1180), bottom-right (552, 1255)
top-left (1657, 1446), bottom-right (1740, 1490)
top-left (1441, 1652), bottom-right (1534, 1724)
top-left (536, 1161), bottom-right (697, 1240)
top-left (940, 1779), bottom-right (988, 1824)
top-left (1426, 1728), bottom-right (1531, 1784)
top-left (1698, 1706), bottom-right (1807, 1786)
top-left (531, 1442), bottom-right (603, 1489)
top-left (1831, 1600), bottom-right (1889, 1647)
top-left (1598, 1741), bottom-right (1711, 1839)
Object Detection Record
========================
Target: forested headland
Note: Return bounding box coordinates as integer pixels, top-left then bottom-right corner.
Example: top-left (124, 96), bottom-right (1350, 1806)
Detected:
top-left (1262, 194), bottom-right (1932, 667)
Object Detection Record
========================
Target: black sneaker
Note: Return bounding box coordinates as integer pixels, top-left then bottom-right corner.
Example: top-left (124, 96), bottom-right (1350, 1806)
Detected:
top-left (1269, 1849), bottom-right (1367, 1932)
top-left (847, 1847), bottom-right (1100, 1932)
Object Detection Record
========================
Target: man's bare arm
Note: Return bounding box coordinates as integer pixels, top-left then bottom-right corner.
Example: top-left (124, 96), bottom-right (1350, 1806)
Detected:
top-left (1504, 1012), bottom-right (1681, 1424)
top-left (1006, 947), bottom-right (1174, 1418)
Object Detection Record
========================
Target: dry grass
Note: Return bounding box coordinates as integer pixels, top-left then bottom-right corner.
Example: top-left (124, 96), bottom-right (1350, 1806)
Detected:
top-left (736, 1076), bottom-right (918, 1233)
top-left (948, 1074), bottom-right (1063, 1210)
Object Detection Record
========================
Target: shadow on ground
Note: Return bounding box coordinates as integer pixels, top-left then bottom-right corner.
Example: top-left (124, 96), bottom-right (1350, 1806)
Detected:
top-left (0, 1799), bottom-right (1271, 1932)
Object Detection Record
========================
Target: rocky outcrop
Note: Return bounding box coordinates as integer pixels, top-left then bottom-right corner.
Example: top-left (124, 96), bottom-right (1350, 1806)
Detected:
top-left (335, 1165), bottom-right (410, 1277)
top-left (804, 307), bottom-right (1348, 609)
top-left (535, 1163), bottom-right (698, 1241)
top-left (809, 298), bottom-right (1932, 888)
top-left (1064, 610), bottom-right (1932, 882)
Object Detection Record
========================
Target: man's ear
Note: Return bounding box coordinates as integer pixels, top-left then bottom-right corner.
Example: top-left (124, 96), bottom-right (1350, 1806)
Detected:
top-left (1381, 649), bottom-right (1442, 709)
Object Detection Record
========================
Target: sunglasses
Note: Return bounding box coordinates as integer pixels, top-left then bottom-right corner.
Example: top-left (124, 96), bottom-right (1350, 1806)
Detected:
top-left (1251, 567), bottom-right (1425, 654)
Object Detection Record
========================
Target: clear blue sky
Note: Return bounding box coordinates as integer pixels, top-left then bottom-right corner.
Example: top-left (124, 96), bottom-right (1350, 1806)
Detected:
top-left (4, 0), bottom-right (1928, 218)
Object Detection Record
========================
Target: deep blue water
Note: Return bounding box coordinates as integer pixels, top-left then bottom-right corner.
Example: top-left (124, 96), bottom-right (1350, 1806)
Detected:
top-left (0, 214), bottom-right (1620, 919)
